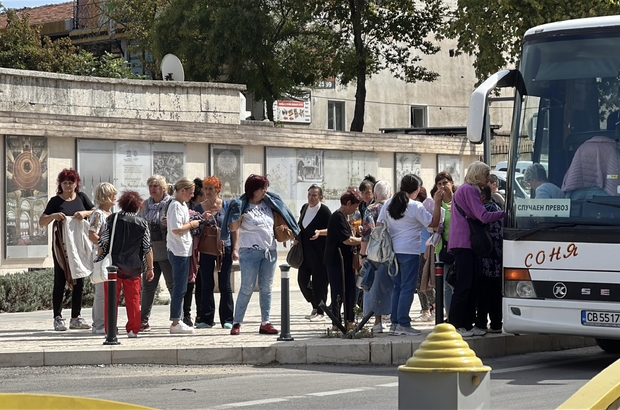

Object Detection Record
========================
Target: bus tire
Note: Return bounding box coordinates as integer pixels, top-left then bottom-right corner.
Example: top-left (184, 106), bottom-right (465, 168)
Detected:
top-left (595, 338), bottom-right (620, 353)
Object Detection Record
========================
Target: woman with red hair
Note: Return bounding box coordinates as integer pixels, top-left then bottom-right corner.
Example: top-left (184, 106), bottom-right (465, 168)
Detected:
top-left (39, 168), bottom-right (95, 332)
top-left (194, 175), bottom-right (236, 329)
top-left (223, 174), bottom-right (300, 335)
top-left (324, 189), bottom-right (363, 330)
top-left (96, 190), bottom-right (154, 338)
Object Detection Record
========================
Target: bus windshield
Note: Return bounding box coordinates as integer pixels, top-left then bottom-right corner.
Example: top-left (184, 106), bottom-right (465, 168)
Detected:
top-left (511, 30), bottom-right (620, 229)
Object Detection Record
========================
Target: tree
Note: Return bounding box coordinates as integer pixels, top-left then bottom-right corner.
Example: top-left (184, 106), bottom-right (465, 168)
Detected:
top-left (308, 0), bottom-right (447, 131)
top-left (151, 0), bottom-right (331, 120)
top-left (0, 9), bottom-right (140, 78)
top-left (105, 0), bottom-right (166, 78)
top-left (446, 0), bottom-right (620, 85)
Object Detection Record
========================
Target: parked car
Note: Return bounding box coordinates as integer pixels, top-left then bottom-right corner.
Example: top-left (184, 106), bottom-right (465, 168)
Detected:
top-left (492, 170), bottom-right (530, 199)
top-left (495, 160), bottom-right (533, 174)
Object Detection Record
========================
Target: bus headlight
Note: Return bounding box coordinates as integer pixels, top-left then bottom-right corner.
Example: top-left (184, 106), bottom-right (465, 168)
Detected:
top-left (504, 281), bottom-right (537, 298)
top-left (504, 268), bottom-right (537, 298)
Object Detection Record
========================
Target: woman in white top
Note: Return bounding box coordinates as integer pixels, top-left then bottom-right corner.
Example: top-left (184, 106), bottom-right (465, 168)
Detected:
top-left (167, 177), bottom-right (200, 335)
top-left (378, 174), bottom-right (442, 336)
top-left (88, 182), bottom-right (117, 335)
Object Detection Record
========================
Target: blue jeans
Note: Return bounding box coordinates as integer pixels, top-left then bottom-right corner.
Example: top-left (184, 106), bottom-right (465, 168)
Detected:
top-left (234, 248), bottom-right (277, 324)
top-left (391, 253), bottom-right (420, 327)
top-left (168, 251), bottom-right (190, 321)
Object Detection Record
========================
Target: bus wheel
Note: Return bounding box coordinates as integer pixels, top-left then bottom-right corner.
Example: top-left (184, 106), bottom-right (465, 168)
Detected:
top-left (595, 338), bottom-right (620, 353)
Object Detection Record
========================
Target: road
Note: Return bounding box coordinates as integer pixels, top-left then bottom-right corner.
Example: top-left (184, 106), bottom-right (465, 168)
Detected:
top-left (0, 347), bottom-right (617, 409)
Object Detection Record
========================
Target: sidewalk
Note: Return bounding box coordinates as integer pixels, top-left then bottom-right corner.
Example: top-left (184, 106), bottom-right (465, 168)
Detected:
top-left (0, 271), bottom-right (597, 367)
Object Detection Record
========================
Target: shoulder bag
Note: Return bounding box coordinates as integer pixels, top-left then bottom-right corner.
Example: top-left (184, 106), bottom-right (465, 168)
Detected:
top-left (273, 209), bottom-right (295, 242)
top-left (286, 204), bottom-right (308, 269)
top-left (453, 198), bottom-right (493, 258)
top-left (91, 214), bottom-right (118, 284)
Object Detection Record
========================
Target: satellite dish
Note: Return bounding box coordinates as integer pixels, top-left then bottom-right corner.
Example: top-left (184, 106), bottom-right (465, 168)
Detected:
top-left (160, 54), bottom-right (184, 81)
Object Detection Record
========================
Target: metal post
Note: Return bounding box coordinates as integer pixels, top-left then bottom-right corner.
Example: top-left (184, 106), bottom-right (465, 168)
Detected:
top-left (278, 264), bottom-right (294, 341)
top-left (435, 261), bottom-right (444, 325)
top-left (103, 265), bottom-right (120, 345)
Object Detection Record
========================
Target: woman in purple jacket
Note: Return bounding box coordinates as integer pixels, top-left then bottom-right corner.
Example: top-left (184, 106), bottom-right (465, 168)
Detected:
top-left (448, 162), bottom-right (505, 338)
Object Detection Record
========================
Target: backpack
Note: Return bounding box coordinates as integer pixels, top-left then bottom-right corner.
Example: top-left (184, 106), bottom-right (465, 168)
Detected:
top-left (366, 220), bottom-right (398, 276)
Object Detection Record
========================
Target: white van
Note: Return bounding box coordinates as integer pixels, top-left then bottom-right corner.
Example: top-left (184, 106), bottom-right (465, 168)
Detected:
top-left (494, 160), bottom-right (532, 173)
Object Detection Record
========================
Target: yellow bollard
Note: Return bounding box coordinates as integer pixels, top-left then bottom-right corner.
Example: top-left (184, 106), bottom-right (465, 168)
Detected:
top-left (0, 393), bottom-right (154, 409)
top-left (398, 323), bottom-right (492, 409)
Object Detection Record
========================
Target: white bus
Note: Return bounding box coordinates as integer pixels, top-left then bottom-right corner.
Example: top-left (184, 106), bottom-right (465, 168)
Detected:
top-left (468, 16), bottom-right (620, 353)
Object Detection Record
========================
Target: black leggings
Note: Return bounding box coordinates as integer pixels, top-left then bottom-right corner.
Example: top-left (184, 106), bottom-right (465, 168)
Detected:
top-left (297, 261), bottom-right (328, 315)
top-left (52, 255), bottom-right (84, 319)
top-left (326, 264), bottom-right (356, 325)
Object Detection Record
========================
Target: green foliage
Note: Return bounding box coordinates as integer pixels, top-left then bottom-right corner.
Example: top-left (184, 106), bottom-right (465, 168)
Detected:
top-left (446, 0), bottom-right (620, 85)
top-left (0, 269), bottom-right (95, 313)
top-left (151, 0), bottom-right (330, 120)
top-left (0, 10), bottom-right (141, 79)
top-left (307, 0), bottom-right (447, 131)
top-left (106, 0), bottom-right (165, 77)
top-left (0, 269), bottom-right (165, 313)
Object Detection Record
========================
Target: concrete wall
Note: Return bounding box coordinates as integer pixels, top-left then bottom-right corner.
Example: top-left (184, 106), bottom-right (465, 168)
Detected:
top-left (0, 68), bottom-right (245, 124)
top-left (0, 68), bottom-right (482, 272)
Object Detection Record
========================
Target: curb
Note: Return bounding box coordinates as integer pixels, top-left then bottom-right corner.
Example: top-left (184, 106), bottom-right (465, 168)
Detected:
top-left (0, 334), bottom-right (597, 368)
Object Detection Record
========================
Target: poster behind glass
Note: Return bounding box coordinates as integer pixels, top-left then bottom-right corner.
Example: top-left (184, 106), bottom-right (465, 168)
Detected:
top-left (395, 153), bottom-right (422, 186)
top-left (437, 154), bottom-right (463, 184)
top-left (265, 148), bottom-right (376, 217)
top-left (211, 145), bottom-right (243, 200)
top-left (5, 136), bottom-right (49, 258)
top-left (78, 140), bottom-right (185, 203)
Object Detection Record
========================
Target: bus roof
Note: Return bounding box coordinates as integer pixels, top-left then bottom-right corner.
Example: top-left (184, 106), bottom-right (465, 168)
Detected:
top-left (525, 15), bottom-right (620, 36)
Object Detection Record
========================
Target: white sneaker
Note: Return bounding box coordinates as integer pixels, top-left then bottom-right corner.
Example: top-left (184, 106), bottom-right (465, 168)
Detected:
top-left (412, 312), bottom-right (432, 322)
top-left (456, 327), bottom-right (474, 337)
top-left (472, 327), bottom-right (487, 336)
top-left (309, 314), bottom-right (325, 322)
top-left (388, 324), bottom-right (397, 335)
top-left (372, 323), bottom-right (384, 334)
top-left (394, 325), bottom-right (422, 336)
top-left (170, 321), bottom-right (194, 334)
top-left (127, 331), bottom-right (138, 338)
top-left (305, 309), bottom-right (318, 320)
top-left (92, 328), bottom-right (106, 335)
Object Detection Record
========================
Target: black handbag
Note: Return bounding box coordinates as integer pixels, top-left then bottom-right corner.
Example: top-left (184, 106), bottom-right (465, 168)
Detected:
top-left (438, 238), bottom-right (455, 265)
top-left (286, 242), bottom-right (304, 268)
top-left (454, 199), bottom-right (493, 258)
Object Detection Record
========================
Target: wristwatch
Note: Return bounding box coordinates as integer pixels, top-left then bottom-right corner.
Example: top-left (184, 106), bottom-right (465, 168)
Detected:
top-left (360, 254), bottom-right (367, 259)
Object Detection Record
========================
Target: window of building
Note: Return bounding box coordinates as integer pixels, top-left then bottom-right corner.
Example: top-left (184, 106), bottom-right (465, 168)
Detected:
top-left (328, 101), bottom-right (345, 131)
top-left (410, 105), bottom-right (427, 128)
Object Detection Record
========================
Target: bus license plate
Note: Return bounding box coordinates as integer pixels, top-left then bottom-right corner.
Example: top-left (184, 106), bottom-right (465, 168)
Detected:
top-left (581, 310), bottom-right (620, 327)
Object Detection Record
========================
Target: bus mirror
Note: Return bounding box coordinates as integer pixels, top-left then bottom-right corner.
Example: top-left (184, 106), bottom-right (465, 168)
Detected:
top-left (467, 69), bottom-right (518, 144)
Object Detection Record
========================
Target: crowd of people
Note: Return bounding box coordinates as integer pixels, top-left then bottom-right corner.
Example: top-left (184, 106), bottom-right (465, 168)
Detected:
top-left (41, 160), bottom-right (507, 339)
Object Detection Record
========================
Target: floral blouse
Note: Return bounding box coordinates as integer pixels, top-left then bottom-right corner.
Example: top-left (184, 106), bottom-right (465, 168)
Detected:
top-left (360, 201), bottom-right (385, 243)
top-left (480, 201), bottom-right (503, 278)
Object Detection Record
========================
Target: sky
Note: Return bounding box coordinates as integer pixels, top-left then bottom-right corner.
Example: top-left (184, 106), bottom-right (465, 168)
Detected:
top-left (2, 0), bottom-right (69, 9)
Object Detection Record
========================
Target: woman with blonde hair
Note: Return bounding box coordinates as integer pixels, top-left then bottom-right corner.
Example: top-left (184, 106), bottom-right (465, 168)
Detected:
top-left (448, 161), bottom-right (505, 337)
top-left (167, 177), bottom-right (201, 334)
top-left (88, 182), bottom-right (117, 334)
top-left (139, 174), bottom-right (174, 332)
